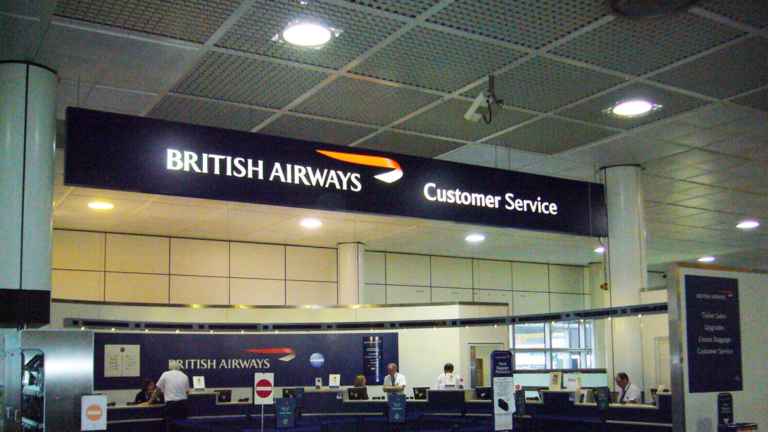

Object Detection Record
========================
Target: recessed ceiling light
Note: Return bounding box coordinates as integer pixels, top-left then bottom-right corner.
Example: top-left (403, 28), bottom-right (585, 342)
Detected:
top-left (594, 246), bottom-right (605, 253)
top-left (465, 234), bottom-right (485, 242)
top-left (697, 256), bottom-right (716, 263)
top-left (736, 220), bottom-right (760, 229)
top-left (608, 99), bottom-right (660, 117)
top-left (88, 202), bottom-right (114, 210)
top-left (277, 20), bottom-right (336, 48)
top-left (300, 218), bottom-right (322, 228)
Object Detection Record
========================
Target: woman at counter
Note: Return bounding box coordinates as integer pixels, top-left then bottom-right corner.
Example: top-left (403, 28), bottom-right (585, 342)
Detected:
top-left (135, 379), bottom-right (164, 405)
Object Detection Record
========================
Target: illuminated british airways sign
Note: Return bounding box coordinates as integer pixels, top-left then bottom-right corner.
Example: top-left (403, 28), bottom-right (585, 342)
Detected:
top-left (65, 108), bottom-right (607, 237)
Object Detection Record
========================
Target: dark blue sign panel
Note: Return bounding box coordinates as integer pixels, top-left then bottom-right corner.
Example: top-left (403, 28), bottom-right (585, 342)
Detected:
top-left (388, 394), bottom-right (406, 423)
top-left (65, 108), bottom-right (607, 237)
top-left (363, 336), bottom-right (383, 384)
top-left (685, 275), bottom-right (743, 393)
top-left (275, 398), bottom-right (296, 429)
top-left (94, 332), bottom-right (397, 390)
top-left (491, 350), bottom-right (514, 431)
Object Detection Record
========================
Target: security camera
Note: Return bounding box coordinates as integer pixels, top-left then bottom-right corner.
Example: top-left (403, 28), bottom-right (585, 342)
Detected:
top-left (464, 91), bottom-right (487, 122)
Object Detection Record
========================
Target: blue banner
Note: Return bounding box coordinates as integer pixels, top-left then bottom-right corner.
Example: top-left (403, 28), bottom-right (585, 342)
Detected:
top-left (362, 336), bottom-right (384, 384)
top-left (685, 275), bottom-right (743, 393)
top-left (94, 333), bottom-right (398, 390)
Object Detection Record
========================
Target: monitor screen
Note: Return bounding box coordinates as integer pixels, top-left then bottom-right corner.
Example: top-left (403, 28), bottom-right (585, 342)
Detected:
top-left (217, 389), bottom-right (232, 403)
top-left (413, 387), bottom-right (429, 400)
top-left (282, 388), bottom-right (298, 398)
top-left (475, 387), bottom-right (492, 400)
top-left (347, 387), bottom-right (368, 400)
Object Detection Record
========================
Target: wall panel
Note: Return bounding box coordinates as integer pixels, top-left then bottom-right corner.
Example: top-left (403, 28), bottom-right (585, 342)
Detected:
top-left (230, 278), bottom-right (285, 305)
top-left (362, 283), bottom-right (386, 304)
top-left (431, 287), bottom-right (473, 302)
top-left (473, 260), bottom-right (512, 290)
top-left (512, 263), bottom-right (548, 292)
top-left (52, 269), bottom-right (103, 301)
top-left (230, 243), bottom-right (285, 279)
top-left (549, 293), bottom-right (584, 312)
top-left (386, 285), bottom-right (430, 304)
top-left (386, 253), bottom-right (430, 286)
top-left (105, 272), bottom-right (169, 304)
top-left (170, 275), bottom-right (228, 305)
top-left (549, 265), bottom-right (584, 294)
top-left (365, 252), bottom-right (386, 284)
top-left (52, 230), bottom-right (104, 271)
top-left (285, 281), bottom-right (337, 305)
top-left (431, 256), bottom-right (472, 288)
top-left (513, 291), bottom-right (549, 315)
top-left (170, 238), bottom-right (229, 277)
top-left (106, 234), bottom-right (169, 274)
top-left (286, 246), bottom-right (336, 282)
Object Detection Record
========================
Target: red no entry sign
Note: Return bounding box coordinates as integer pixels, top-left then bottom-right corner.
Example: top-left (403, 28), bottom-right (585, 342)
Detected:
top-left (256, 379), bottom-right (273, 398)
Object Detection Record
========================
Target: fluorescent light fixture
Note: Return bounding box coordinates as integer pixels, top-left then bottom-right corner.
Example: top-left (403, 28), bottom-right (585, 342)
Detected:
top-left (278, 20), bottom-right (335, 48)
top-left (736, 220), bottom-right (760, 229)
top-left (300, 218), bottom-right (322, 228)
top-left (697, 256), bottom-right (716, 263)
top-left (88, 202), bottom-right (114, 210)
top-left (594, 246), bottom-right (605, 253)
top-left (465, 234), bottom-right (485, 242)
top-left (609, 99), bottom-right (659, 117)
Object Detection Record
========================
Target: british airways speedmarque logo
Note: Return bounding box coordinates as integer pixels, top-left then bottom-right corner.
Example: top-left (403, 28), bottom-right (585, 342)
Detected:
top-left (317, 150), bottom-right (403, 183)
top-left (245, 348), bottom-right (296, 362)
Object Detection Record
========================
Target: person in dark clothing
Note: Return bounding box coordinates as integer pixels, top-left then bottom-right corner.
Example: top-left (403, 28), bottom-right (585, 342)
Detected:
top-left (135, 379), bottom-right (164, 405)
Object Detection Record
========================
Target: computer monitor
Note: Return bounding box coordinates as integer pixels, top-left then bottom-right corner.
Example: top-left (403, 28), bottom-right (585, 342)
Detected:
top-left (347, 387), bottom-right (369, 400)
top-left (521, 387), bottom-right (541, 401)
top-left (413, 387), bottom-right (429, 400)
top-left (217, 389), bottom-right (232, 403)
top-left (475, 387), bottom-right (492, 400)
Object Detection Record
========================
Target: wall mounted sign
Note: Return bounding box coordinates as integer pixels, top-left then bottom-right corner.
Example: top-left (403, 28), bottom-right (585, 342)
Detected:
top-left (93, 332), bottom-right (398, 390)
top-left (65, 108), bottom-right (607, 237)
top-left (684, 275), bottom-right (743, 393)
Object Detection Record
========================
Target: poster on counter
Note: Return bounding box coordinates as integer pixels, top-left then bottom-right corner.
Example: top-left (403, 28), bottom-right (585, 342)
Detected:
top-left (491, 350), bottom-right (514, 431)
top-left (104, 345), bottom-right (140, 378)
top-left (684, 275), bottom-right (743, 393)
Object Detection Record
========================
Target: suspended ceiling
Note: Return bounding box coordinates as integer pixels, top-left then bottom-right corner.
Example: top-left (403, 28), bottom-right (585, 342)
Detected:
top-left (3, 0), bottom-right (768, 271)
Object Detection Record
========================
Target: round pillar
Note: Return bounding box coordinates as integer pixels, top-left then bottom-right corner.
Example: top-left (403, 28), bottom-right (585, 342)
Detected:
top-left (600, 165), bottom-right (647, 396)
top-left (0, 62), bottom-right (57, 293)
top-left (337, 242), bottom-right (365, 305)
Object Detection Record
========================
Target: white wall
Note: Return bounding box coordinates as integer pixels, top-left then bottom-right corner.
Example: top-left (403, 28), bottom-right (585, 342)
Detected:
top-left (52, 230), bottom-right (592, 313)
top-left (670, 265), bottom-right (767, 432)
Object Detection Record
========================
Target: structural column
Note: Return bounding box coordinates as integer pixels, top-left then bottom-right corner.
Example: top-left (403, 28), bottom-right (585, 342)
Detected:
top-left (600, 165), bottom-right (647, 396)
top-left (0, 62), bottom-right (57, 325)
top-left (337, 242), bottom-right (365, 305)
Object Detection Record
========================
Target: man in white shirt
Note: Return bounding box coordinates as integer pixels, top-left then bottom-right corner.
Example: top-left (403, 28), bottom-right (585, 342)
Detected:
top-left (614, 372), bottom-right (642, 404)
top-left (383, 363), bottom-right (406, 395)
top-left (435, 363), bottom-right (463, 389)
top-left (147, 360), bottom-right (191, 418)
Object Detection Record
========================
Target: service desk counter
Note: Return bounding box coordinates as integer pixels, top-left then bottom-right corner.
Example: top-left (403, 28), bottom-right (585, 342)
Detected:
top-left (107, 389), bottom-right (492, 432)
top-left (515, 390), bottom-right (673, 432)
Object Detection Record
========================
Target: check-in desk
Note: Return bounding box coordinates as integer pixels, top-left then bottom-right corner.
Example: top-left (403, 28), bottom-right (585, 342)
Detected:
top-left (107, 389), bottom-right (494, 431)
top-left (515, 390), bottom-right (673, 432)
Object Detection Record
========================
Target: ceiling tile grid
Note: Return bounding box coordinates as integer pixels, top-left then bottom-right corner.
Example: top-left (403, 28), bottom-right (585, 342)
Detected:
top-left (53, 0), bottom-right (242, 43)
top-left (557, 83), bottom-right (710, 130)
top-left (563, 135), bottom-right (690, 167)
top-left (357, 130), bottom-right (466, 158)
top-left (259, 114), bottom-right (378, 146)
top-left (291, 76), bottom-right (441, 125)
top-left (351, 25), bottom-right (527, 92)
top-left (696, 0), bottom-right (768, 29)
top-left (147, 95), bottom-right (274, 131)
top-left (339, 1), bottom-right (439, 19)
top-left (731, 87), bottom-right (768, 113)
top-left (426, 0), bottom-right (610, 49)
top-left (395, 99), bottom-right (536, 141)
top-left (477, 56), bottom-right (627, 113)
top-left (216, 0), bottom-right (407, 70)
top-left (172, 52), bottom-right (332, 108)
top-left (550, 12), bottom-right (745, 75)
top-left (649, 36), bottom-right (768, 99)
top-left (485, 117), bottom-right (618, 155)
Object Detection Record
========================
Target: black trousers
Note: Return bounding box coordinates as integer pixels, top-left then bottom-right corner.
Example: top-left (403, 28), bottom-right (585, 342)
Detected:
top-left (164, 400), bottom-right (189, 419)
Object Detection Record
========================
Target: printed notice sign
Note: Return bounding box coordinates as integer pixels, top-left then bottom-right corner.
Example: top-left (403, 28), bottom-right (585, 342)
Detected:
top-left (104, 345), bottom-right (140, 378)
top-left (685, 275), bottom-right (743, 393)
top-left (491, 350), bottom-right (514, 431)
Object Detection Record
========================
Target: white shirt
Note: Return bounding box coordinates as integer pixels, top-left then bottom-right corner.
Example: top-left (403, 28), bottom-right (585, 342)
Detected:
top-left (435, 373), bottom-right (463, 389)
top-left (619, 382), bottom-right (642, 404)
top-left (156, 370), bottom-right (190, 402)
top-left (383, 373), bottom-right (407, 394)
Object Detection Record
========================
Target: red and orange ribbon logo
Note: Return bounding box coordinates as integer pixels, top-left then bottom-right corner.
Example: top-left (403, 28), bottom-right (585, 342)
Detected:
top-left (317, 150), bottom-right (403, 183)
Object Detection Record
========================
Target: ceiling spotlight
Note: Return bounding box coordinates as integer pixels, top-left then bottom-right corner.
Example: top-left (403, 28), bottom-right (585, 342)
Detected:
top-left (736, 220), bottom-right (760, 229)
top-left (594, 246), bottom-right (605, 253)
top-left (608, 99), bottom-right (660, 117)
top-left (465, 234), bottom-right (485, 242)
top-left (276, 20), bottom-right (337, 48)
top-left (300, 218), bottom-right (322, 228)
top-left (88, 202), bottom-right (114, 210)
top-left (697, 256), bottom-right (716, 263)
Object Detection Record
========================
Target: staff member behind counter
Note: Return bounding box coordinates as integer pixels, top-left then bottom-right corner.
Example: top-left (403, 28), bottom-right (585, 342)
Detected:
top-left (435, 363), bottom-right (463, 389)
top-left (144, 360), bottom-right (191, 419)
top-left (135, 379), bottom-right (164, 405)
top-left (383, 363), bottom-right (406, 395)
top-left (615, 372), bottom-right (642, 404)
